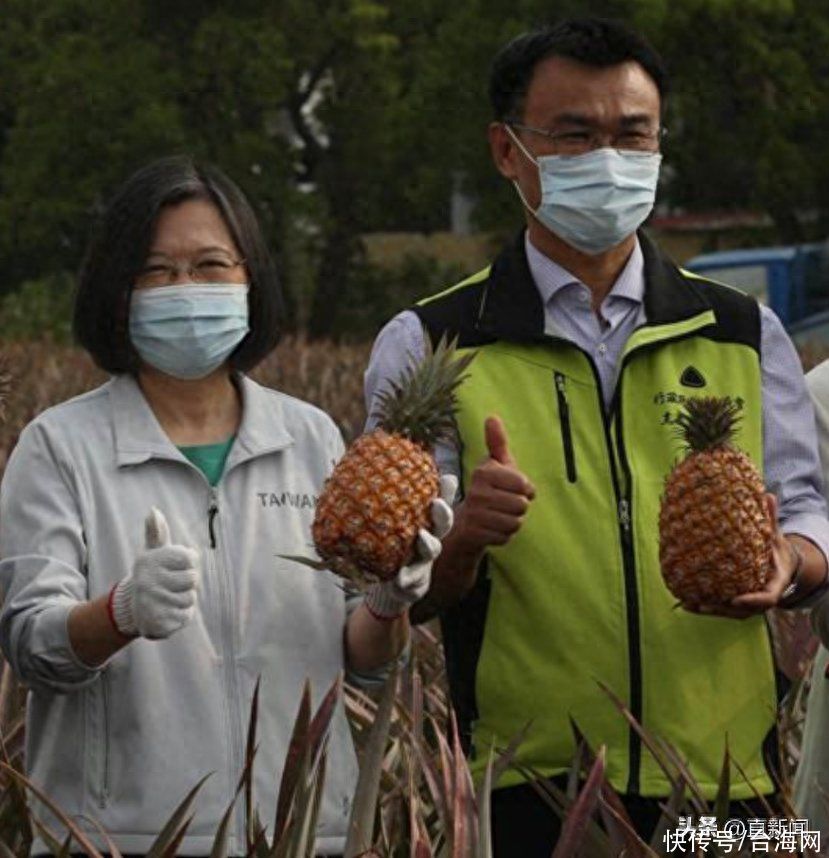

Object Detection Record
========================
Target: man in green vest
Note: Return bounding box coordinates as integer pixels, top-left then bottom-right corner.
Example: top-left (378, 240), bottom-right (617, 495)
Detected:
top-left (364, 16), bottom-right (829, 856)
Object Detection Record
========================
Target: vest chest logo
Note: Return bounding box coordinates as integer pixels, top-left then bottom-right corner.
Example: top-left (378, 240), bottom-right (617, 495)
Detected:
top-left (680, 365), bottom-right (707, 388)
top-left (257, 491), bottom-right (318, 510)
top-left (652, 391), bottom-right (745, 426)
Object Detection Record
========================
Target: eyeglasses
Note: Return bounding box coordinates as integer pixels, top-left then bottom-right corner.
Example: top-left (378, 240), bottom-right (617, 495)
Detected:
top-left (135, 254), bottom-right (247, 288)
top-left (507, 122), bottom-right (667, 156)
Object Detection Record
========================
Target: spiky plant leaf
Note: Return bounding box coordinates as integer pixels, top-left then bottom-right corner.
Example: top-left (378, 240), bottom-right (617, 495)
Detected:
top-left (649, 775), bottom-right (687, 853)
top-left (145, 775), bottom-right (211, 858)
top-left (0, 763), bottom-right (104, 858)
top-left (568, 718), bottom-right (645, 857)
top-left (450, 710), bottom-right (476, 858)
top-left (55, 831), bottom-right (72, 858)
top-left (273, 682), bottom-right (312, 843)
top-left (209, 762), bottom-right (247, 858)
top-left (158, 814), bottom-right (194, 858)
top-left (371, 333), bottom-right (475, 449)
top-left (344, 666), bottom-right (399, 858)
top-left (729, 753), bottom-right (777, 817)
top-left (490, 721), bottom-right (532, 788)
top-left (477, 747), bottom-right (495, 858)
top-left (29, 818), bottom-right (63, 857)
top-left (551, 748), bottom-right (606, 858)
top-left (77, 814), bottom-right (124, 858)
top-left (713, 739), bottom-right (731, 826)
top-left (597, 681), bottom-right (682, 793)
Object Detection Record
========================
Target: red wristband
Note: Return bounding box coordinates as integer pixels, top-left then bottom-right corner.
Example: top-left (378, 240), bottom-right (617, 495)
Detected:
top-left (106, 584), bottom-right (134, 640)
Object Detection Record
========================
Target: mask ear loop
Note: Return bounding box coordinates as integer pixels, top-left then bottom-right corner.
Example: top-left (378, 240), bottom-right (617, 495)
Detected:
top-left (503, 123), bottom-right (539, 165)
top-left (503, 123), bottom-right (542, 219)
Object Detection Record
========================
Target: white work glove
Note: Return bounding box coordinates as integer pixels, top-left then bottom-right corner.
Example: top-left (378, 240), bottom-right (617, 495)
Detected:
top-left (109, 507), bottom-right (201, 640)
top-left (365, 475), bottom-right (458, 619)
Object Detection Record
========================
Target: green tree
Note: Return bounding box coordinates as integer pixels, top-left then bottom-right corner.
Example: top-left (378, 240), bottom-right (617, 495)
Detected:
top-left (3, 0), bottom-right (829, 342)
top-left (643, 0), bottom-right (829, 242)
top-left (0, 0), bottom-right (186, 294)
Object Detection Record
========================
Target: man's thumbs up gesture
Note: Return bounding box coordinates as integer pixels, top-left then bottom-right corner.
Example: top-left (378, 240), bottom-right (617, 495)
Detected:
top-left (109, 508), bottom-right (201, 640)
top-left (452, 416), bottom-right (536, 552)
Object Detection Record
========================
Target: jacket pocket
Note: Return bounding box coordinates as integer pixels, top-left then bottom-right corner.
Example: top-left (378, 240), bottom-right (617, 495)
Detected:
top-left (554, 372), bottom-right (577, 483)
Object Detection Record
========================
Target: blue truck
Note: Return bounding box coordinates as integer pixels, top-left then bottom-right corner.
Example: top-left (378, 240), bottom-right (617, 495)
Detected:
top-left (684, 244), bottom-right (829, 331)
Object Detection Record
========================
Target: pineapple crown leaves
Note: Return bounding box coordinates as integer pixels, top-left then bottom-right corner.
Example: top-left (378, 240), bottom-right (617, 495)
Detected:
top-left (370, 332), bottom-right (475, 448)
top-left (673, 395), bottom-right (743, 454)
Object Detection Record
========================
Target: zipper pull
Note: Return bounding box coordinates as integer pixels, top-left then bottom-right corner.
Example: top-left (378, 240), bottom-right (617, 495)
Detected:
top-left (618, 498), bottom-right (631, 533)
top-left (555, 372), bottom-right (566, 396)
top-left (207, 489), bottom-right (218, 549)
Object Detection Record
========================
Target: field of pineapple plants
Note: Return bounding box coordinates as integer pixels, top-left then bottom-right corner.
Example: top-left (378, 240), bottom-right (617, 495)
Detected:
top-left (0, 337), bottom-right (827, 857)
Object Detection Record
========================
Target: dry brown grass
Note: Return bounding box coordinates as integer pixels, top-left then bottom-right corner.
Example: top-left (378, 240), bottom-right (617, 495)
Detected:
top-left (0, 337), bottom-right (372, 472)
top-left (3, 337), bottom-right (827, 472)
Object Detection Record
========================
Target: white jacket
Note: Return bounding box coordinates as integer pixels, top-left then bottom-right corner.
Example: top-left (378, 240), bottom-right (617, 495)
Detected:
top-left (0, 374), bottom-right (366, 855)
top-left (795, 359), bottom-right (829, 850)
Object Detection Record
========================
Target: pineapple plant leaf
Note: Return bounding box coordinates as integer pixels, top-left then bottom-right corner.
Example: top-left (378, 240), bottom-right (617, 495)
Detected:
top-left (647, 775), bottom-right (687, 853)
top-left (344, 666), bottom-right (399, 858)
top-left (0, 762), bottom-right (106, 858)
top-left (659, 396), bottom-right (773, 605)
top-left (144, 774), bottom-right (211, 858)
top-left (286, 334), bottom-right (474, 587)
top-left (551, 747), bottom-right (607, 858)
top-left (713, 738), bottom-right (731, 826)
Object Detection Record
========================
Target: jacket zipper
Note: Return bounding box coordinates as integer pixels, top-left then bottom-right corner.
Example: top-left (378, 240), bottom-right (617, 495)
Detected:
top-left (545, 340), bottom-right (641, 794)
top-left (554, 372), bottom-right (577, 483)
top-left (207, 487), bottom-right (245, 846)
top-left (609, 332), bottom-right (709, 794)
top-left (616, 488), bottom-right (641, 794)
top-left (208, 495), bottom-right (218, 549)
top-left (99, 672), bottom-right (111, 808)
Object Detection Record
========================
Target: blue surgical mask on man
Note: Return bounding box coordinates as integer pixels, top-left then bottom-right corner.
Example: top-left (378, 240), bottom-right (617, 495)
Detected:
top-left (129, 284), bottom-right (250, 380)
top-left (505, 125), bottom-right (662, 255)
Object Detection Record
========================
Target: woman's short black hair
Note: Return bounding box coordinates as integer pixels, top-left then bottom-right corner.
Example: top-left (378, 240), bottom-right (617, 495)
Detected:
top-left (489, 17), bottom-right (669, 122)
top-left (73, 155), bottom-right (284, 374)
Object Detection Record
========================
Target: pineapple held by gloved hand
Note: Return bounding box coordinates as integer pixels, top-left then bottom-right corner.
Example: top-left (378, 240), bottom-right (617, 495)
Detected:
top-left (313, 335), bottom-right (474, 587)
top-left (659, 396), bottom-right (774, 606)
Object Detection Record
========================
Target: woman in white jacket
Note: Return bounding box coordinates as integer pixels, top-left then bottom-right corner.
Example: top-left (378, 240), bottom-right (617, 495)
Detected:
top-left (0, 156), bottom-right (453, 856)
top-left (795, 358), bottom-right (829, 847)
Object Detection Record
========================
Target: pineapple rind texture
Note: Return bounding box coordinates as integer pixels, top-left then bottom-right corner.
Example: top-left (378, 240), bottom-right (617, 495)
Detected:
top-left (659, 431), bottom-right (772, 605)
top-left (313, 430), bottom-right (440, 585)
top-left (312, 334), bottom-right (472, 585)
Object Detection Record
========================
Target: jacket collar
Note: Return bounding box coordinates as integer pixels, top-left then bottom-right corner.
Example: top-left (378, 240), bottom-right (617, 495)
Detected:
top-left (110, 373), bottom-right (294, 469)
top-left (476, 230), bottom-right (713, 343)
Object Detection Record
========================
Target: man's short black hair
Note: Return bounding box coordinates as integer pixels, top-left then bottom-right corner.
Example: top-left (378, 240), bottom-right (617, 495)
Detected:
top-left (489, 17), bottom-right (668, 122)
top-left (74, 155), bottom-right (284, 375)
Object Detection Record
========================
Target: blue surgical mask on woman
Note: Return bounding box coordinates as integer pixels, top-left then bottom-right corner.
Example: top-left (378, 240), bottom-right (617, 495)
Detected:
top-left (129, 284), bottom-right (250, 379)
top-left (505, 125), bottom-right (662, 255)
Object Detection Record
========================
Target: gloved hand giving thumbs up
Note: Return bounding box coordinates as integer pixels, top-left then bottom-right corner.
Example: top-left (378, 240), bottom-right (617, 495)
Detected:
top-left (451, 415), bottom-right (536, 554)
top-left (109, 508), bottom-right (201, 640)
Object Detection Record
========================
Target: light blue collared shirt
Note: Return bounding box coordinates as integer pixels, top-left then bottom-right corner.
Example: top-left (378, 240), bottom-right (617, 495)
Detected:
top-left (364, 233), bottom-right (829, 573)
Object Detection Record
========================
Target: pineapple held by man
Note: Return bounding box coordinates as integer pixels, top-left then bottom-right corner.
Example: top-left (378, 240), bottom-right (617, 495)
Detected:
top-left (659, 396), bottom-right (773, 605)
top-left (312, 335), bottom-right (474, 586)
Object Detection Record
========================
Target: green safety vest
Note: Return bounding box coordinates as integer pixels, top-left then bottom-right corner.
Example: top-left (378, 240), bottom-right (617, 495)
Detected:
top-left (413, 232), bottom-right (778, 799)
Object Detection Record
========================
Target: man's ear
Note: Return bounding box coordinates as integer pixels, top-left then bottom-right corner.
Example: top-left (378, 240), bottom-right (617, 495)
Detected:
top-left (488, 122), bottom-right (520, 182)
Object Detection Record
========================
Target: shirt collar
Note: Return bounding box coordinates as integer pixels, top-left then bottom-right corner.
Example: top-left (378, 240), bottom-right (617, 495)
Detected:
top-left (524, 232), bottom-right (646, 307)
top-left (110, 373), bottom-right (293, 469)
